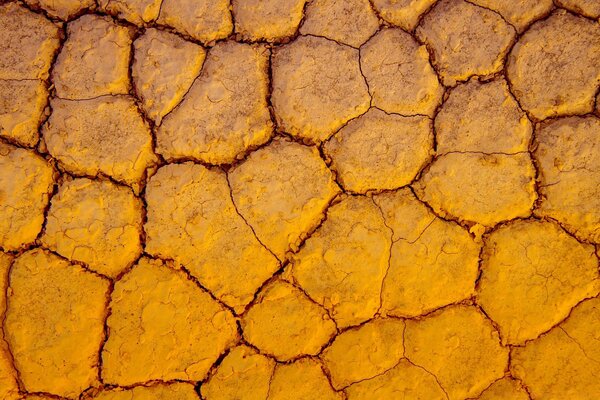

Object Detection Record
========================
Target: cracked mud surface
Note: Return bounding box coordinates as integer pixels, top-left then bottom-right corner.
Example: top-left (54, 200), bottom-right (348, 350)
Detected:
top-left (0, 0), bottom-right (600, 399)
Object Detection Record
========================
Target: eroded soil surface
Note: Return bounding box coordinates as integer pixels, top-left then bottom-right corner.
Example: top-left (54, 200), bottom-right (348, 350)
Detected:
top-left (1, 0), bottom-right (600, 399)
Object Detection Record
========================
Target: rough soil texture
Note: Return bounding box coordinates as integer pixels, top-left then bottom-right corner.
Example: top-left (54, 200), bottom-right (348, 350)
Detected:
top-left (1, 0), bottom-right (600, 399)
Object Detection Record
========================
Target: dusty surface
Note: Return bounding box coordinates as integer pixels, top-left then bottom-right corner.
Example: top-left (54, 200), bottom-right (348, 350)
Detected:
top-left (1, 0), bottom-right (600, 399)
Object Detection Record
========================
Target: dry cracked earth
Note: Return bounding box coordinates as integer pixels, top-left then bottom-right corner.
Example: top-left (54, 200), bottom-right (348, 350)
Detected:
top-left (1, 0), bottom-right (600, 399)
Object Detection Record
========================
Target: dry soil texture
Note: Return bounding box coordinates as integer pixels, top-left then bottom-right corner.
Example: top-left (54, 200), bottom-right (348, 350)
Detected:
top-left (1, 0), bottom-right (600, 399)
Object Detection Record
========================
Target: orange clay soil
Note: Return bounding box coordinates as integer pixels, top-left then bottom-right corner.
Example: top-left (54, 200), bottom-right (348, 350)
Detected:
top-left (1, 0), bottom-right (600, 399)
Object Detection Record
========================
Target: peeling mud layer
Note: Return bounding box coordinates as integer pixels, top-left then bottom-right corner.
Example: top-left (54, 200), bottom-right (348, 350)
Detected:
top-left (1, 0), bottom-right (600, 399)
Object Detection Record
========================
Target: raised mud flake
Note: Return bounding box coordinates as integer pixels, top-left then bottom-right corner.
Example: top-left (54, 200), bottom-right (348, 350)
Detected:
top-left (92, 383), bottom-right (199, 400)
top-left (405, 306), bottom-right (509, 400)
top-left (43, 96), bottom-right (157, 189)
top-left (321, 318), bottom-right (405, 389)
top-left (132, 28), bottom-right (206, 126)
top-left (98, 0), bottom-right (162, 25)
top-left (52, 15), bottom-right (133, 100)
top-left (476, 377), bottom-right (530, 400)
top-left (477, 220), bottom-right (600, 345)
top-left (24, 0), bottom-right (95, 20)
top-left (41, 178), bottom-right (143, 278)
top-left (201, 345), bottom-right (275, 400)
top-left (360, 28), bottom-right (443, 116)
top-left (374, 189), bottom-right (481, 317)
top-left (157, 41), bottom-right (272, 164)
top-left (5, 249), bottom-right (109, 398)
top-left (535, 116), bottom-right (600, 243)
top-left (416, 0), bottom-right (516, 86)
top-left (144, 163), bottom-right (279, 313)
top-left (0, 252), bottom-right (19, 400)
top-left (324, 108), bottom-right (432, 193)
top-left (271, 35), bottom-right (370, 143)
top-left (469, 0), bottom-right (553, 32)
top-left (157, 0), bottom-right (232, 44)
top-left (241, 280), bottom-right (337, 361)
top-left (371, 0), bottom-right (438, 31)
top-left (507, 12), bottom-right (600, 120)
top-left (345, 358), bottom-right (447, 400)
top-left (511, 297), bottom-right (600, 398)
top-left (0, 143), bottom-right (54, 251)
top-left (435, 78), bottom-right (532, 154)
top-left (101, 257), bottom-right (238, 385)
top-left (300, 0), bottom-right (379, 48)
top-left (414, 153), bottom-right (536, 226)
top-left (268, 358), bottom-right (342, 400)
top-left (556, 0), bottom-right (600, 19)
top-left (0, 3), bottom-right (60, 80)
top-left (229, 139), bottom-right (339, 260)
top-left (289, 196), bottom-right (391, 328)
top-left (0, 79), bottom-right (48, 147)
top-left (232, 0), bottom-right (306, 41)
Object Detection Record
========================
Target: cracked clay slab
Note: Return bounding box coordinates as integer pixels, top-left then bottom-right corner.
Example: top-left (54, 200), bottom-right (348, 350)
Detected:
top-left (404, 306), bottom-right (509, 400)
top-left (43, 96), bottom-right (157, 190)
top-left (469, 0), bottom-right (553, 32)
top-left (229, 139), bottom-right (340, 260)
top-left (201, 345), bottom-right (275, 400)
top-left (511, 297), bottom-right (600, 398)
top-left (271, 35), bottom-right (371, 143)
top-left (241, 279), bottom-right (337, 361)
top-left (5, 249), bottom-right (109, 398)
top-left (414, 153), bottom-right (536, 227)
top-left (97, 0), bottom-right (162, 25)
top-left (360, 28), bottom-right (443, 116)
top-left (41, 178), bottom-right (143, 278)
top-left (25, 0), bottom-right (94, 20)
top-left (477, 219), bottom-right (600, 345)
top-left (52, 15), bottom-right (134, 100)
top-left (101, 257), bottom-right (238, 386)
top-left (556, 0), bottom-right (600, 20)
top-left (0, 252), bottom-right (18, 400)
top-left (132, 28), bottom-right (206, 125)
top-left (321, 318), bottom-right (405, 389)
top-left (324, 108), bottom-right (433, 193)
top-left (92, 382), bottom-right (199, 400)
top-left (374, 188), bottom-right (481, 317)
top-left (268, 358), bottom-right (342, 400)
top-left (300, 0), bottom-right (379, 48)
top-left (0, 143), bottom-right (55, 251)
top-left (0, 79), bottom-right (48, 147)
top-left (344, 358), bottom-right (447, 400)
top-left (144, 162), bottom-right (279, 313)
top-left (371, 0), bottom-right (437, 31)
top-left (507, 11), bottom-right (600, 120)
top-left (288, 195), bottom-right (391, 328)
top-left (435, 78), bottom-right (532, 154)
top-left (0, 3), bottom-right (60, 81)
top-left (475, 377), bottom-right (530, 400)
top-left (157, 0), bottom-right (232, 44)
top-left (156, 41), bottom-right (272, 164)
top-left (535, 116), bottom-right (600, 243)
top-left (416, 0), bottom-right (516, 86)
top-left (232, 0), bottom-right (307, 41)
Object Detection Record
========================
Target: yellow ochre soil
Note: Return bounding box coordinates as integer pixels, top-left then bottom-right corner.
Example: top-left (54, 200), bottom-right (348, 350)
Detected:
top-left (1, 0), bottom-right (600, 399)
